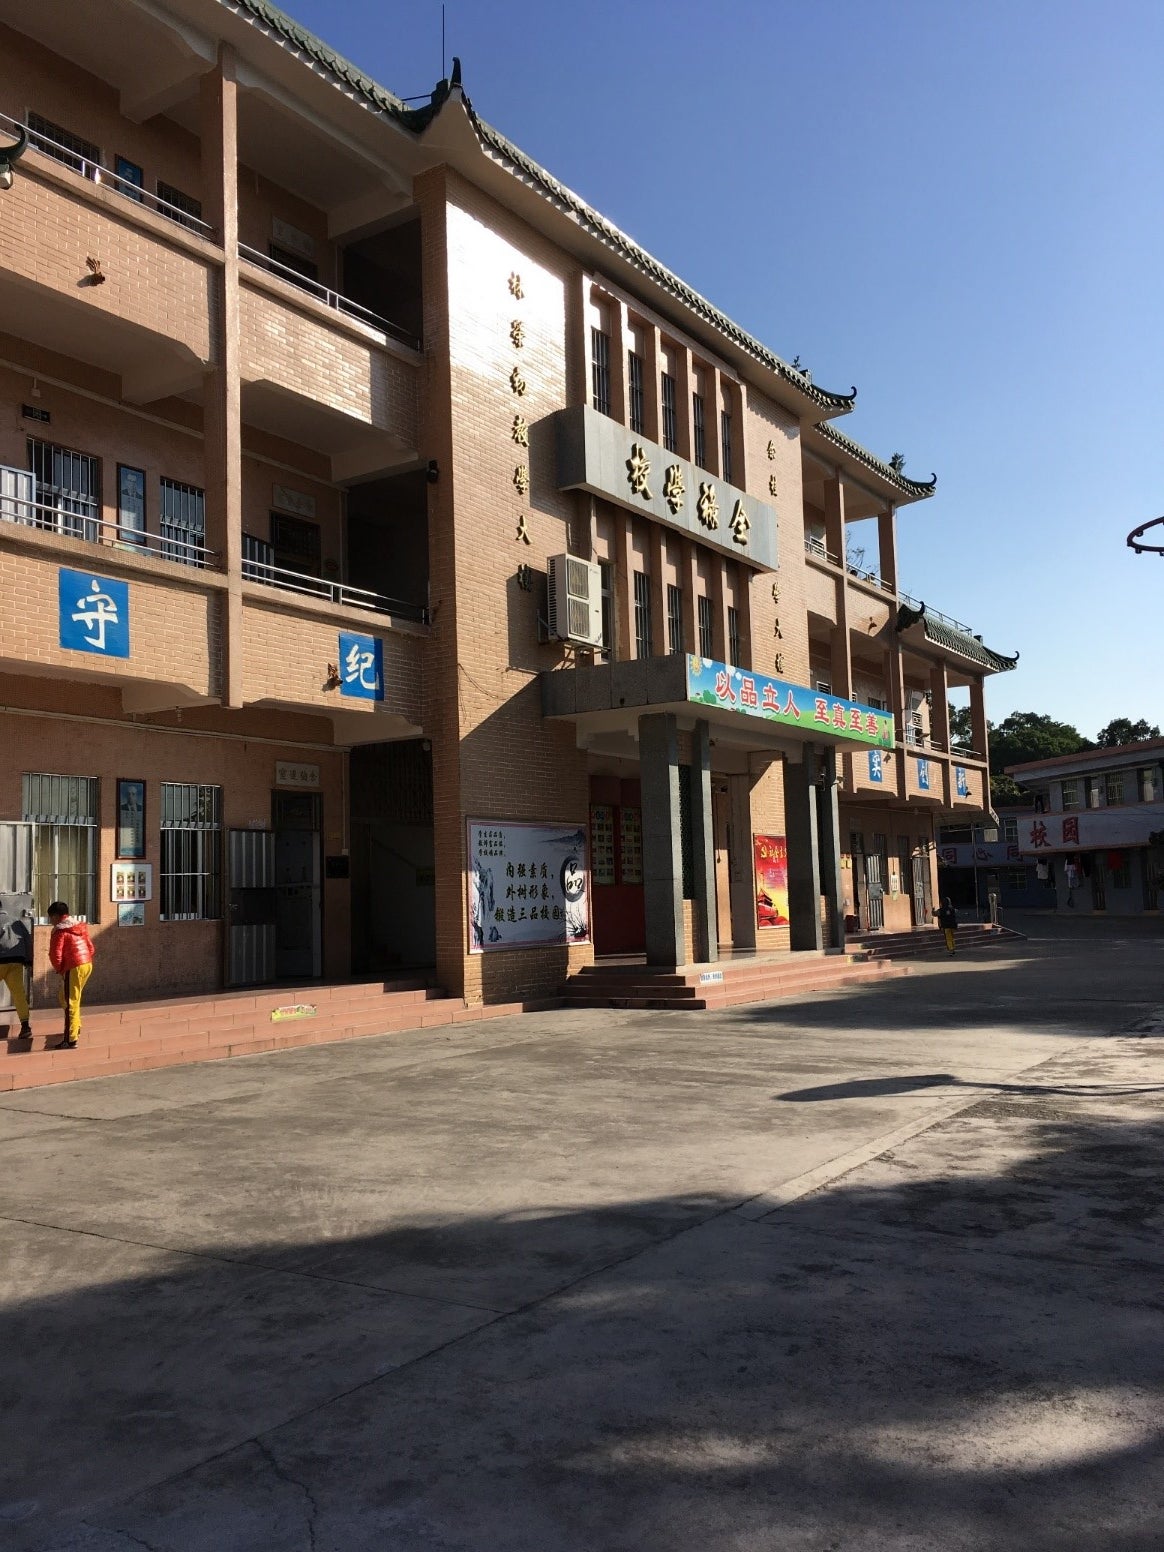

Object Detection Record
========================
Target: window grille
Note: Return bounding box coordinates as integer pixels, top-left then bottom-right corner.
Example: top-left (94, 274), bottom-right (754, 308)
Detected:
top-left (270, 243), bottom-right (319, 283)
top-left (697, 595), bottom-right (713, 658)
top-left (1061, 778), bottom-right (1081, 811)
top-left (26, 114), bottom-right (101, 177)
top-left (160, 783), bottom-right (222, 921)
top-left (693, 393), bottom-right (706, 468)
top-left (590, 327), bottom-right (611, 415)
top-left (599, 560), bottom-right (614, 660)
top-left (156, 181), bottom-right (203, 230)
top-left (633, 569), bottom-right (653, 659)
top-left (22, 774), bottom-right (98, 922)
top-left (160, 477), bottom-right (206, 566)
top-left (720, 409), bottom-right (733, 482)
top-left (628, 351), bottom-right (645, 435)
top-left (28, 439), bottom-right (99, 541)
top-left (727, 605), bottom-right (740, 665)
top-left (661, 372), bottom-right (678, 452)
top-left (667, 583), bottom-right (684, 655)
top-left (1105, 772), bottom-right (1125, 807)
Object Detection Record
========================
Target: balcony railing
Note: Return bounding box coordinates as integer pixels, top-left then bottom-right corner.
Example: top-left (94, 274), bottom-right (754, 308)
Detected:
top-left (242, 538), bottom-right (427, 623)
top-left (238, 244), bottom-right (420, 351)
top-left (7, 110), bottom-right (215, 240)
top-left (1, 467), bottom-right (216, 568)
top-left (896, 590), bottom-right (974, 636)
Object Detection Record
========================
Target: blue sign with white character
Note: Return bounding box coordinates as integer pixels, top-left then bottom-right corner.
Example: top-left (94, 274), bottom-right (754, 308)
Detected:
top-left (868, 749), bottom-right (883, 783)
top-left (917, 757), bottom-right (931, 791)
top-left (59, 569), bottom-right (130, 658)
top-left (955, 765), bottom-right (969, 798)
top-left (338, 632), bottom-right (383, 700)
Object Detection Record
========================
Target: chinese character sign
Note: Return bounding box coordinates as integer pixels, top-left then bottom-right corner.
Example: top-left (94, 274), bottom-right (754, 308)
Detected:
top-left (468, 820), bottom-right (590, 952)
top-left (338, 632), bottom-right (384, 701)
top-left (917, 758), bottom-right (931, 791)
top-left (686, 657), bottom-right (893, 748)
top-left (754, 834), bottom-right (789, 928)
top-left (955, 766), bottom-right (970, 798)
top-left (868, 750), bottom-right (884, 784)
top-left (59, 569), bottom-right (129, 658)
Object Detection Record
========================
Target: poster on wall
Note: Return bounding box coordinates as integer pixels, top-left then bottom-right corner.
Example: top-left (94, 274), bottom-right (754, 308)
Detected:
top-left (754, 835), bottom-right (790, 928)
top-left (110, 862), bottom-right (152, 902)
top-left (590, 805), bottom-right (616, 886)
top-left (468, 820), bottom-right (590, 952)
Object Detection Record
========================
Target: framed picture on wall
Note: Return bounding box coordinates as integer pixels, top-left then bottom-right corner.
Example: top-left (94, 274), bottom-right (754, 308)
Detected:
top-left (116, 778), bottom-right (146, 860)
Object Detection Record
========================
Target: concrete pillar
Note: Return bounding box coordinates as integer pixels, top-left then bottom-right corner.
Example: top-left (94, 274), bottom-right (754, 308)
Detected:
top-left (681, 538), bottom-right (699, 655)
top-left (608, 297), bottom-right (628, 423)
top-left (641, 322), bottom-right (662, 444)
top-left (929, 662), bottom-right (953, 806)
top-left (824, 475), bottom-right (852, 698)
top-left (728, 771), bottom-right (757, 951)
top-left (200, 47), bottom-right (243, 707)
top-left (639, 713), bottom-right (684, 967)
top-left (690, 720), bottom-right (717, 962)
top-left (675, 345), bottom-right (696, 460)
top-left (970, 678), bottom-right (989, 761)
top-left (649, 525), bottom-right (666, 659)
top-left (615, 512), bottom-right (635, 662)
top-left (786, 749), bottom-right (824, 952)
top-left (877, 505), bottom-right (898, 594)
top-left (817, 746), bottom-right (845, 948)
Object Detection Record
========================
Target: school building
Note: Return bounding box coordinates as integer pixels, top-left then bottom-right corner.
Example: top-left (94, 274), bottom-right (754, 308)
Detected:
top-left (0, 0), bottom-right (1017, 1017)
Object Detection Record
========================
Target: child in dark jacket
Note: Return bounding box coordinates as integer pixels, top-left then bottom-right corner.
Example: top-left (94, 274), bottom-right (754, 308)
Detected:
top-left (47, 902), bottom-right (95, 1050)
top-left (933, 898), bottom-right (958, 955)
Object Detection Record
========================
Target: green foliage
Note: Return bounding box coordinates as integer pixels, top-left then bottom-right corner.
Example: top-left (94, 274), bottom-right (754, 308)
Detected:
top-left (1094, 717), bottom-right (1160, 747)
top-left (947, 704), bottom-right (973, 744)
top-left (988, 710), bottom-right (1089, 772)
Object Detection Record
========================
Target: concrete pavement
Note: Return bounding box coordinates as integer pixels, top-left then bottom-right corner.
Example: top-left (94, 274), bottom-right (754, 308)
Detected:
top-left (2, 917), bottom-right (1163, 1549)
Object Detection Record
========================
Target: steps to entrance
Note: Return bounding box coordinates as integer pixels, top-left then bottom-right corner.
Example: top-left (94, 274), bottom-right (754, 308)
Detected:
top-left (848, 924), bottom-right (1027, 961)
top-left (562, 953), bottom-right (911, 1012)
top-left (0, 979), bottom-right (560, 1093)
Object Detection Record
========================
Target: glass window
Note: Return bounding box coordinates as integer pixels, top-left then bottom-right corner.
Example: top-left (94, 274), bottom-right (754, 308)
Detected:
top-left (269, 244), bottom-right (319, 283)
top-left (720, 408), bottom-right (733, 482)
top-left (115, 156), bottom-right (144, 202)
top-left (692, 393), bottom-right (706, 468)
top-left (727, 604), bottom-right (740, 665)
top-left (159, 783), bottom-right (222, 921)
top-left (590, 326), bottom-right (611, 416)
top-left (22, 773), bottom-right (98, 923)
top-left (271, 512), bottom-right (321, 577)
top-left (26, 114), bottom-right (101, 178)
top-left (117, 465), bottom-right (146, 546)
top-left (28, 438), bottom-right (100, 541)
top-left (159, 478), bottom-right (205, 566)
top-left (1139, 767), bottom-right (1158, 803)
top-left (633, 569), bottom-right (653, 658)
top-left (628, 351), bottom-right (645, 435)
top-left (697, 595), bottom-right (713, 658)
top-left (666, 583), bottom-right (684, 655)
top-left (1105, 771), bottom-right (1125, 807)
top-left (661, 372), bottom-right (677, 452)
top-left (1061, 778), bottom-right (1081, 811)
top-left (156, 181), bottom-right (203, 231)
top-left (1002, 818), bottom-right (1019, 843)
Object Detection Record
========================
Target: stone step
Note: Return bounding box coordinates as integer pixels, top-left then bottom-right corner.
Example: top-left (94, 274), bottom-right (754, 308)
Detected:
top-left (562, 957), bottom-right (911, 1011)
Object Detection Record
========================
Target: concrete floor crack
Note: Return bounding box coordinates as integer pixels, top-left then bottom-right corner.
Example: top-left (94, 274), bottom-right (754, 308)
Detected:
top-left (253, 1436), bottom-right (319, 1552)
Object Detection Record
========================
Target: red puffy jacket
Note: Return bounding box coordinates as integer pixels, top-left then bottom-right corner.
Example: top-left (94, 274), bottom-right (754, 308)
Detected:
top-left (49, 917), bottom-right (95, 972)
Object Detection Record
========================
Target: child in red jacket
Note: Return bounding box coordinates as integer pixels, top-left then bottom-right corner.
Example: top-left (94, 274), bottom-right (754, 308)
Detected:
top-left (47, 901), bottom-right (95, 1050)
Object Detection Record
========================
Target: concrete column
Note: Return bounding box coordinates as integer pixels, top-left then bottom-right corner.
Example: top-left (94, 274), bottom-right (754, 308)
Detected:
top-left (200, 47), bottom-right (243, 707)
top-left (649, 524), bottom-right (666, 658)
top-left (824, 475), bottom-right (852, 698)
top-left (615, 512), bottom-right (635, 661)
top-left (690, 721), bottom-right (717, 962)
top-left (639, 713), bottom-right (684, 967)
top-left (929, 662), bottom-right (953, 806)
top-left (641, 322), bottom-right (662, 444)
top-left (711, 556), bottom-right (728, 661)
top-left (566, 271), bottom-right (589, 409)
top-left (970, 677), bottom-right (989, 761)
top-left (877, 505), bottom-right (898, 594)
top-left (736, 563), bottom-right (754, 670)
top-left (816, 746), bottom-right (845, 948)
top-left (728, 771), bottom-right (757, 951)
top-left (681, 538), bottom-right (699, 655)
top-left (786, 749), bottom-right (824, 952)
top-left (675, 345), bottom-right (696, 460)
top-left (706, 367), bottom-right (724, 476)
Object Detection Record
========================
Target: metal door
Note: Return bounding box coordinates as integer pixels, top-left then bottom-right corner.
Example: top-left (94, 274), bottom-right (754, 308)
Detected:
top-left (275, 829), bottom-right (321, 979)
top-left (864, 849), bottom-right (885, 930)
top-left (911, 852), bottom-right (931, 927)
top-left (227, 829), bottom-right (276, 986)
top-left (0, 826), bottom-right (35, 1022)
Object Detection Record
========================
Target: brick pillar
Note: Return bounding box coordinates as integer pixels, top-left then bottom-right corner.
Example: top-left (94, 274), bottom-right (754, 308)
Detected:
top-left (639, 712), bottom-right (684, 967)
top-left (200, 48), bottom-right (243, 707)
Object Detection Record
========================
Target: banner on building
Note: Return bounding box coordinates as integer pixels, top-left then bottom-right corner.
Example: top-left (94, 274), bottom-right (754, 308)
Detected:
top-left (686, 657), bottom-right (893, 748)
top-left (468, 820), bottom-right (590, 952)
top-left (754, 834), bottom-right (789, 928)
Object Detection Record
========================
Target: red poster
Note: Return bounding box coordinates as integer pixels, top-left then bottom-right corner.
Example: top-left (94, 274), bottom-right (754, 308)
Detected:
top-left (754, 834), bottom-right (789, 927)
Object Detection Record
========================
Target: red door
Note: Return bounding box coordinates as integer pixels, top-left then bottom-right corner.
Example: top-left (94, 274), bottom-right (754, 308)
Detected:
top-left (590, 776), bottom-right (646, 955)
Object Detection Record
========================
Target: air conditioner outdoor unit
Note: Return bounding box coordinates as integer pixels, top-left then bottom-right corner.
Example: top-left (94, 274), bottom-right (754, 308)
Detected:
top-left (547, 554), bottom-right (603, 648)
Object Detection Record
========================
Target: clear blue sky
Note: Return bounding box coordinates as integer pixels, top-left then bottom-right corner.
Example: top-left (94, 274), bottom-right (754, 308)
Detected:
top-left (282, 0), bottom-right (1163, 740)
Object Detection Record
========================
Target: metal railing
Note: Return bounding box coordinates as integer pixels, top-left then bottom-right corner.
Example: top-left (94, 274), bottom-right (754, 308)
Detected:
top-left (7, 110), bottom-right (216, 240)
top-left (804, 534), bottom-right (840, 566)
top-left (896, 589), bottom-right (975, 636)
top-left (238, 244), bottom-right (421, 351)
top-left (241, 548), bottom-right (428, 623)
top-left (0, 468), bottom-right (217, 568)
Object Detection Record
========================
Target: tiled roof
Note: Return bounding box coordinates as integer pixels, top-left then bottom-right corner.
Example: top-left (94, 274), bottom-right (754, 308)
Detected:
top-left (895, 603), bottom-right (1017, 673)
top-left (815, 423), bottom-right (938, 500)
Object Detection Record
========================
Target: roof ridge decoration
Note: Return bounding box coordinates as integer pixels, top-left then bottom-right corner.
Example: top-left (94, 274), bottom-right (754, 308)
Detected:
top-left (816, 422), bottom-right (937, 499)
top-left (221, 1), bottom-right (859, 415)
top-left (894, 602), bottom-right (1018, 674)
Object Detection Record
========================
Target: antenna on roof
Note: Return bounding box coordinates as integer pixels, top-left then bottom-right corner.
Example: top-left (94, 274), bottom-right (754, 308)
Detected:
top-left (442, 4), bottom-right (446, 82)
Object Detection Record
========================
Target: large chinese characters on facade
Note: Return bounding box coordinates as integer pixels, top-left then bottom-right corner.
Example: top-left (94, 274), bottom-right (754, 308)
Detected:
top-left (468, 821), bottom-right (590, 952)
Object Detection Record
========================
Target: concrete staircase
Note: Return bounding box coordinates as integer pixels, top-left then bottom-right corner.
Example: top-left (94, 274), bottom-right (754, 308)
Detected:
top-left (0, 978), bottom-right (556, 1093)
top-left (562, 952), bottom-right (911, 1012)
top-left (848, 924), bottom-right (1027, 960)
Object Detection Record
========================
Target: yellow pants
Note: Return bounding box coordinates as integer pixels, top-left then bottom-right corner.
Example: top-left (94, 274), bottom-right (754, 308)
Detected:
top-left (1, 962), bottom-right (30, 1024)
top-left (943, 928), bottom-right (956, 952)
top-left (58, 962), bottom-right (93, 1041)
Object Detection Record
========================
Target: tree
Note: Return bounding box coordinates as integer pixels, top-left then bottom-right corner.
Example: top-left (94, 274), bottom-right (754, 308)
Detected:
top-left (1094, 717), bottom-right (1160, 748)
top-left (947, 704), bottom-right (973, 746)
top-left (986, 711), bottom-right (1089, 806)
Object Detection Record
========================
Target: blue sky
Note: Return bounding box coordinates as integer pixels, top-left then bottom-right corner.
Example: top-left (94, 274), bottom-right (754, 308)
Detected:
top-left (282, 0), bottom-right (1163, 739)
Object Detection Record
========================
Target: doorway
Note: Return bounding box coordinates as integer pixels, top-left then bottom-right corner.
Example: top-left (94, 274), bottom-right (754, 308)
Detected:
top-left (589, 775), bottom-right (645, 955)
top-left (273, 791), bottom-right (322, 980)
top-left (713, 785), bottom-right (732, 949)
top-left (911, 848), bottom-right (932, 927)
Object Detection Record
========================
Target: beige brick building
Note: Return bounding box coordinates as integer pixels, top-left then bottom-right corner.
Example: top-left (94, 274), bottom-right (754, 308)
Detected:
top-left (0, 0), bottom-right (1016, 1011)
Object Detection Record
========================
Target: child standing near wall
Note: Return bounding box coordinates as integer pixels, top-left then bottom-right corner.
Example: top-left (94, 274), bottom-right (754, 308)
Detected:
top-left (47, 902), bottom-right (95, 1050)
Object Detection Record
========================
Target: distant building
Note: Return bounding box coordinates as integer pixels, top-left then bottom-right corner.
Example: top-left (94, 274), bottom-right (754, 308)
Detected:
top-left (936, 807), bottom-right (1054, 916)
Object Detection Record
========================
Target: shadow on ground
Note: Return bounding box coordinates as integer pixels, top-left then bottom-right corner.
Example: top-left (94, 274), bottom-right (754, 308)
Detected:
top-left (6, 1100), bottom-right (1164, 1551)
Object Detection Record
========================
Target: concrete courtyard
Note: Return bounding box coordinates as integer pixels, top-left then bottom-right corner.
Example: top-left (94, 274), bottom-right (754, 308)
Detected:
top-left (2, 916), bottom-right (1163, 1550)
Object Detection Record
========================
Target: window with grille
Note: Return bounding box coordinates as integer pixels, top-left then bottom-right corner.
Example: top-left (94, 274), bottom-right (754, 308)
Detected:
top-left (160, 783), bottom-right (222, 921)
top-left (692, 392), bottom-right (706, 468)
top-left (590, 327), bottom-right (611, 415)
top-left (22, 774), bottom-right (98, 923)
top-left (633, 569), bottom-right (653, 658)
top-left (667, 583), bottom-right (684, 655)
top-left (727, 605), bottom-right (740, 665)
top-left (28, 439), bottom-right (100, 541)
top-left (661, 372), bottom-right (678, 452)
top-left (270, 244), bottom-right (319, 283)
top-left (697, 595), bottom-right (713, 658)
top-left (721, 409), bottom-right (733, 482)
top-left (156, 181), bottom-right (203, 230)
top-left (160, 478), bottom-right (206, 566)
top-left (26, 114), bottom-right (101, 177)
top-left (1105, 772), bottom-right (1125, 807)
top-left (1061, 778), bottom-right (1081, 811)
top-left (628, 351), bottom-right (645, 434)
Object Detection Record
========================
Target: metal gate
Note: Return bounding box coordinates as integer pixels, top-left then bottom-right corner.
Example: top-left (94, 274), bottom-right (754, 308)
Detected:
top-left (227, 829), bottom-right (276, 986)
top-left (864, 849), bottom-right (885, 930)
top-left (0, 823), bottom-right (34, 894)
top-left (911, 852), bottom-right (931, 927)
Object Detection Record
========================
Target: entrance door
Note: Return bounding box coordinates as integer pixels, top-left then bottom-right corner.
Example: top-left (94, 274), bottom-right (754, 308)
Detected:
top-left (713, 786), bottom-right (732, 950)
top-left (589, 776), bottom-right (645, 954)
top-left (227, 829), bottom-right (276, 986)
top-left (864, 849), bottom-right (885, 930)
top-left (911, 851), bottom-right (931, 926)
top-left (0, 824), bottom-right (34, 1023)
top-left (273, 792), bottom-right (322, 979)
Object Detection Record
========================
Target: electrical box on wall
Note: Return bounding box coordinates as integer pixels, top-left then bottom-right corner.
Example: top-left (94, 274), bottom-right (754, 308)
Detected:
top-left (547, 554), bottom-right (603, 648)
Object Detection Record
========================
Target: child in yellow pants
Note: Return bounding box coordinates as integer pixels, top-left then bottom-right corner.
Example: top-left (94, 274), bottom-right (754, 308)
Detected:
top-left (48, 902), bottom-right (95, 1050)
top-left (0, 961), bottom-right (32, 1039)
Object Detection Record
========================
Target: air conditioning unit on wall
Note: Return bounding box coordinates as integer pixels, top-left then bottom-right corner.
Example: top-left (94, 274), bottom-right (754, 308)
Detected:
top-left (547, 554), bottom-right (603, 648)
